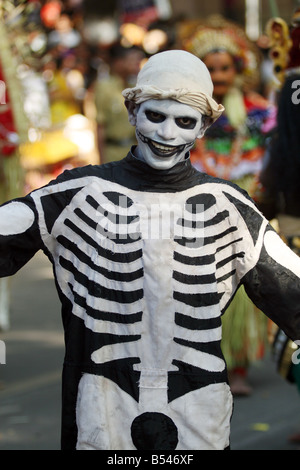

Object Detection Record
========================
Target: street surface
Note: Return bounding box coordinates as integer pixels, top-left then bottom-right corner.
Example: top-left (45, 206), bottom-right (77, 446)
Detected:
top-left (0, 251), bottom-right (300, 450)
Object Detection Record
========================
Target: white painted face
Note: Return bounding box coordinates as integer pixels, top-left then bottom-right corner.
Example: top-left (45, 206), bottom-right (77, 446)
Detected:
top-left (129, 99), bottom-right (206, 170)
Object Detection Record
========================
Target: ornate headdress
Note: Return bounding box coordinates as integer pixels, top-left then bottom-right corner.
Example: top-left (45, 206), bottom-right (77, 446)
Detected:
top-left (182, 15), bottom-right (260, 89)
top-left (266, 7), bottom-right (300, 86)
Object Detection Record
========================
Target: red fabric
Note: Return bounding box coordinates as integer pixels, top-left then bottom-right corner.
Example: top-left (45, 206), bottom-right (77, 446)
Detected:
top-left (232, 367), bottom-right (247, 377)
top-left (0, 66), bottom-right (17, 156)
top-left (288, 26), bottom-right (300, 69)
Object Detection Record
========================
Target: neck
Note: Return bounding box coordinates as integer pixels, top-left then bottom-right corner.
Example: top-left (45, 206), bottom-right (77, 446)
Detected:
top-left (133, 145), bottom-right (144, 161)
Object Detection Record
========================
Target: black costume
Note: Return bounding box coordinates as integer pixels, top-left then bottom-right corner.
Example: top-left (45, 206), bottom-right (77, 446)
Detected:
top-left (259, 75), bottom-right (300, 221)
top-left (1, 151), bottom-right (300, 450)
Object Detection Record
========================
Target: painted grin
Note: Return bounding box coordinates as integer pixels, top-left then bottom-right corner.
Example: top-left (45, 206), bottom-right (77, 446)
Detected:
top-left (137, 130), bottom-right (187, 158)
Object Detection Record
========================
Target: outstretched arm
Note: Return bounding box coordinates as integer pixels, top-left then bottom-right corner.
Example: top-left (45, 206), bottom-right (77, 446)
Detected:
top-left (243, 225), bottom-right (300, 342)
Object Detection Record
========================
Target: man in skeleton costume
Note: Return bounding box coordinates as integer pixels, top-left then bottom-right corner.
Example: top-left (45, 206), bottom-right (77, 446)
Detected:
top-left (1, 50), bottom-right (300, 450)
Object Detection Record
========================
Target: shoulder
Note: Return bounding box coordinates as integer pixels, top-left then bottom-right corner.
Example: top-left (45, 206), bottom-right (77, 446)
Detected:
top-left (45, 161), bottom-right (122, 188)
top-left (51, 164), bottom-right (101, 183)
top-left (196, 170), bottom-right (252, 198)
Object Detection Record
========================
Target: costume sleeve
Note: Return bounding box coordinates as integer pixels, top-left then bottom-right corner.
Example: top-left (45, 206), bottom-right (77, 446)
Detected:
top-left (243, 225), bottom-right (300, 342)
top-left (0, 195), bottom-right (43, 277)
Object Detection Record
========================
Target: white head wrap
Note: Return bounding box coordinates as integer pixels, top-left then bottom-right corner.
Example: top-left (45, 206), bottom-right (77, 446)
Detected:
top-left (122, 50), bottom-right (224, 123)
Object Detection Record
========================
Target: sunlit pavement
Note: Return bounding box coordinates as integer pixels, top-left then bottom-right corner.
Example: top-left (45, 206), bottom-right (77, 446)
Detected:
top-left (230, 355), bottom-right (300, 450)
top-left (0, 252), bottom-right (63, 450)
top-left (0, 251), bottom-right (300, 450)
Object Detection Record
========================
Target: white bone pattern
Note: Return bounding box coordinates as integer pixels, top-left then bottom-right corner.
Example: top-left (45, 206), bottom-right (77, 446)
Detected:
top-left (39, 178), bottom-right (257, 409)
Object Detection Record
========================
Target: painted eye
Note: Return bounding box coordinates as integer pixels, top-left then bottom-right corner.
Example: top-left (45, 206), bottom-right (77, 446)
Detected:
top-left (175, 117), bottom-right (196, 129)
top-left (145, 110), bottom-right (165, 123)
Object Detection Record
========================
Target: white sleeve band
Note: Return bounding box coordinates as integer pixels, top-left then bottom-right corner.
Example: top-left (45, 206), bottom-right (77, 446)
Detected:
top-left (264, 230), bottom-right (300, 278)
top-left (0, 201), bottom-right (35, 236)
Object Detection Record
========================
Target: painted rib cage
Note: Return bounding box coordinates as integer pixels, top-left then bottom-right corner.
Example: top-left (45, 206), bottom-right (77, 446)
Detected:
top-left (43, 182), bottom-right (251, 403)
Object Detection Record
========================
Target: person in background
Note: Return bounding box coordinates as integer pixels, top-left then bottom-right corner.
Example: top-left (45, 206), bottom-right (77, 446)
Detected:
top-left (258, 11), bottom-right (300, 443)
top-left (94, 42), bottom-right (144, 164)
top-left (183, 15), bottom-right (277, 396)
top-left (46, 54), bottom-right (82, 126)
top-left (259, 10), bottom-right (300, 228)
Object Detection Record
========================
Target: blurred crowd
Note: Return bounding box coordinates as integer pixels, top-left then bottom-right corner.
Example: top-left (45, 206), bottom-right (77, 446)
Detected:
top-left (0, 0), bottom-right (282, 191)
top-left (1, 0), bottom-right (300, 438)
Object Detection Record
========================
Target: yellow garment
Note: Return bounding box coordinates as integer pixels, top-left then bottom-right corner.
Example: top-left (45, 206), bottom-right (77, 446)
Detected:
top-left (20, 129), bottom-right (78, 167)
top-left (49, 70), bottom-right (81, 125)
top-left (222, 87), bottom-right (247, 130)
top-left (221, 286), bottom-right (268, 370)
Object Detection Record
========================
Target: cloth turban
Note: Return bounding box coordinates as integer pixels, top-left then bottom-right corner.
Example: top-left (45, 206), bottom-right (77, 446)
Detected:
top-left (122, 50), bottom-right (224, 124)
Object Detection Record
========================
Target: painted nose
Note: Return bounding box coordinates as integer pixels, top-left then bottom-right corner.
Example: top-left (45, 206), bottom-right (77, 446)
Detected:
top-left (157, 119), bottom-right (177, 141)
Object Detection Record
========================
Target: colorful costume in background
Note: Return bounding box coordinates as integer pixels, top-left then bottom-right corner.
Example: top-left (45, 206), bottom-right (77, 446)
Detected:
top-left (184, 17), bottom-right (276, 374)
top-left (190, 93), bottom-right (275, 184)
top-left (48, 67), bottom-right (81, 126)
